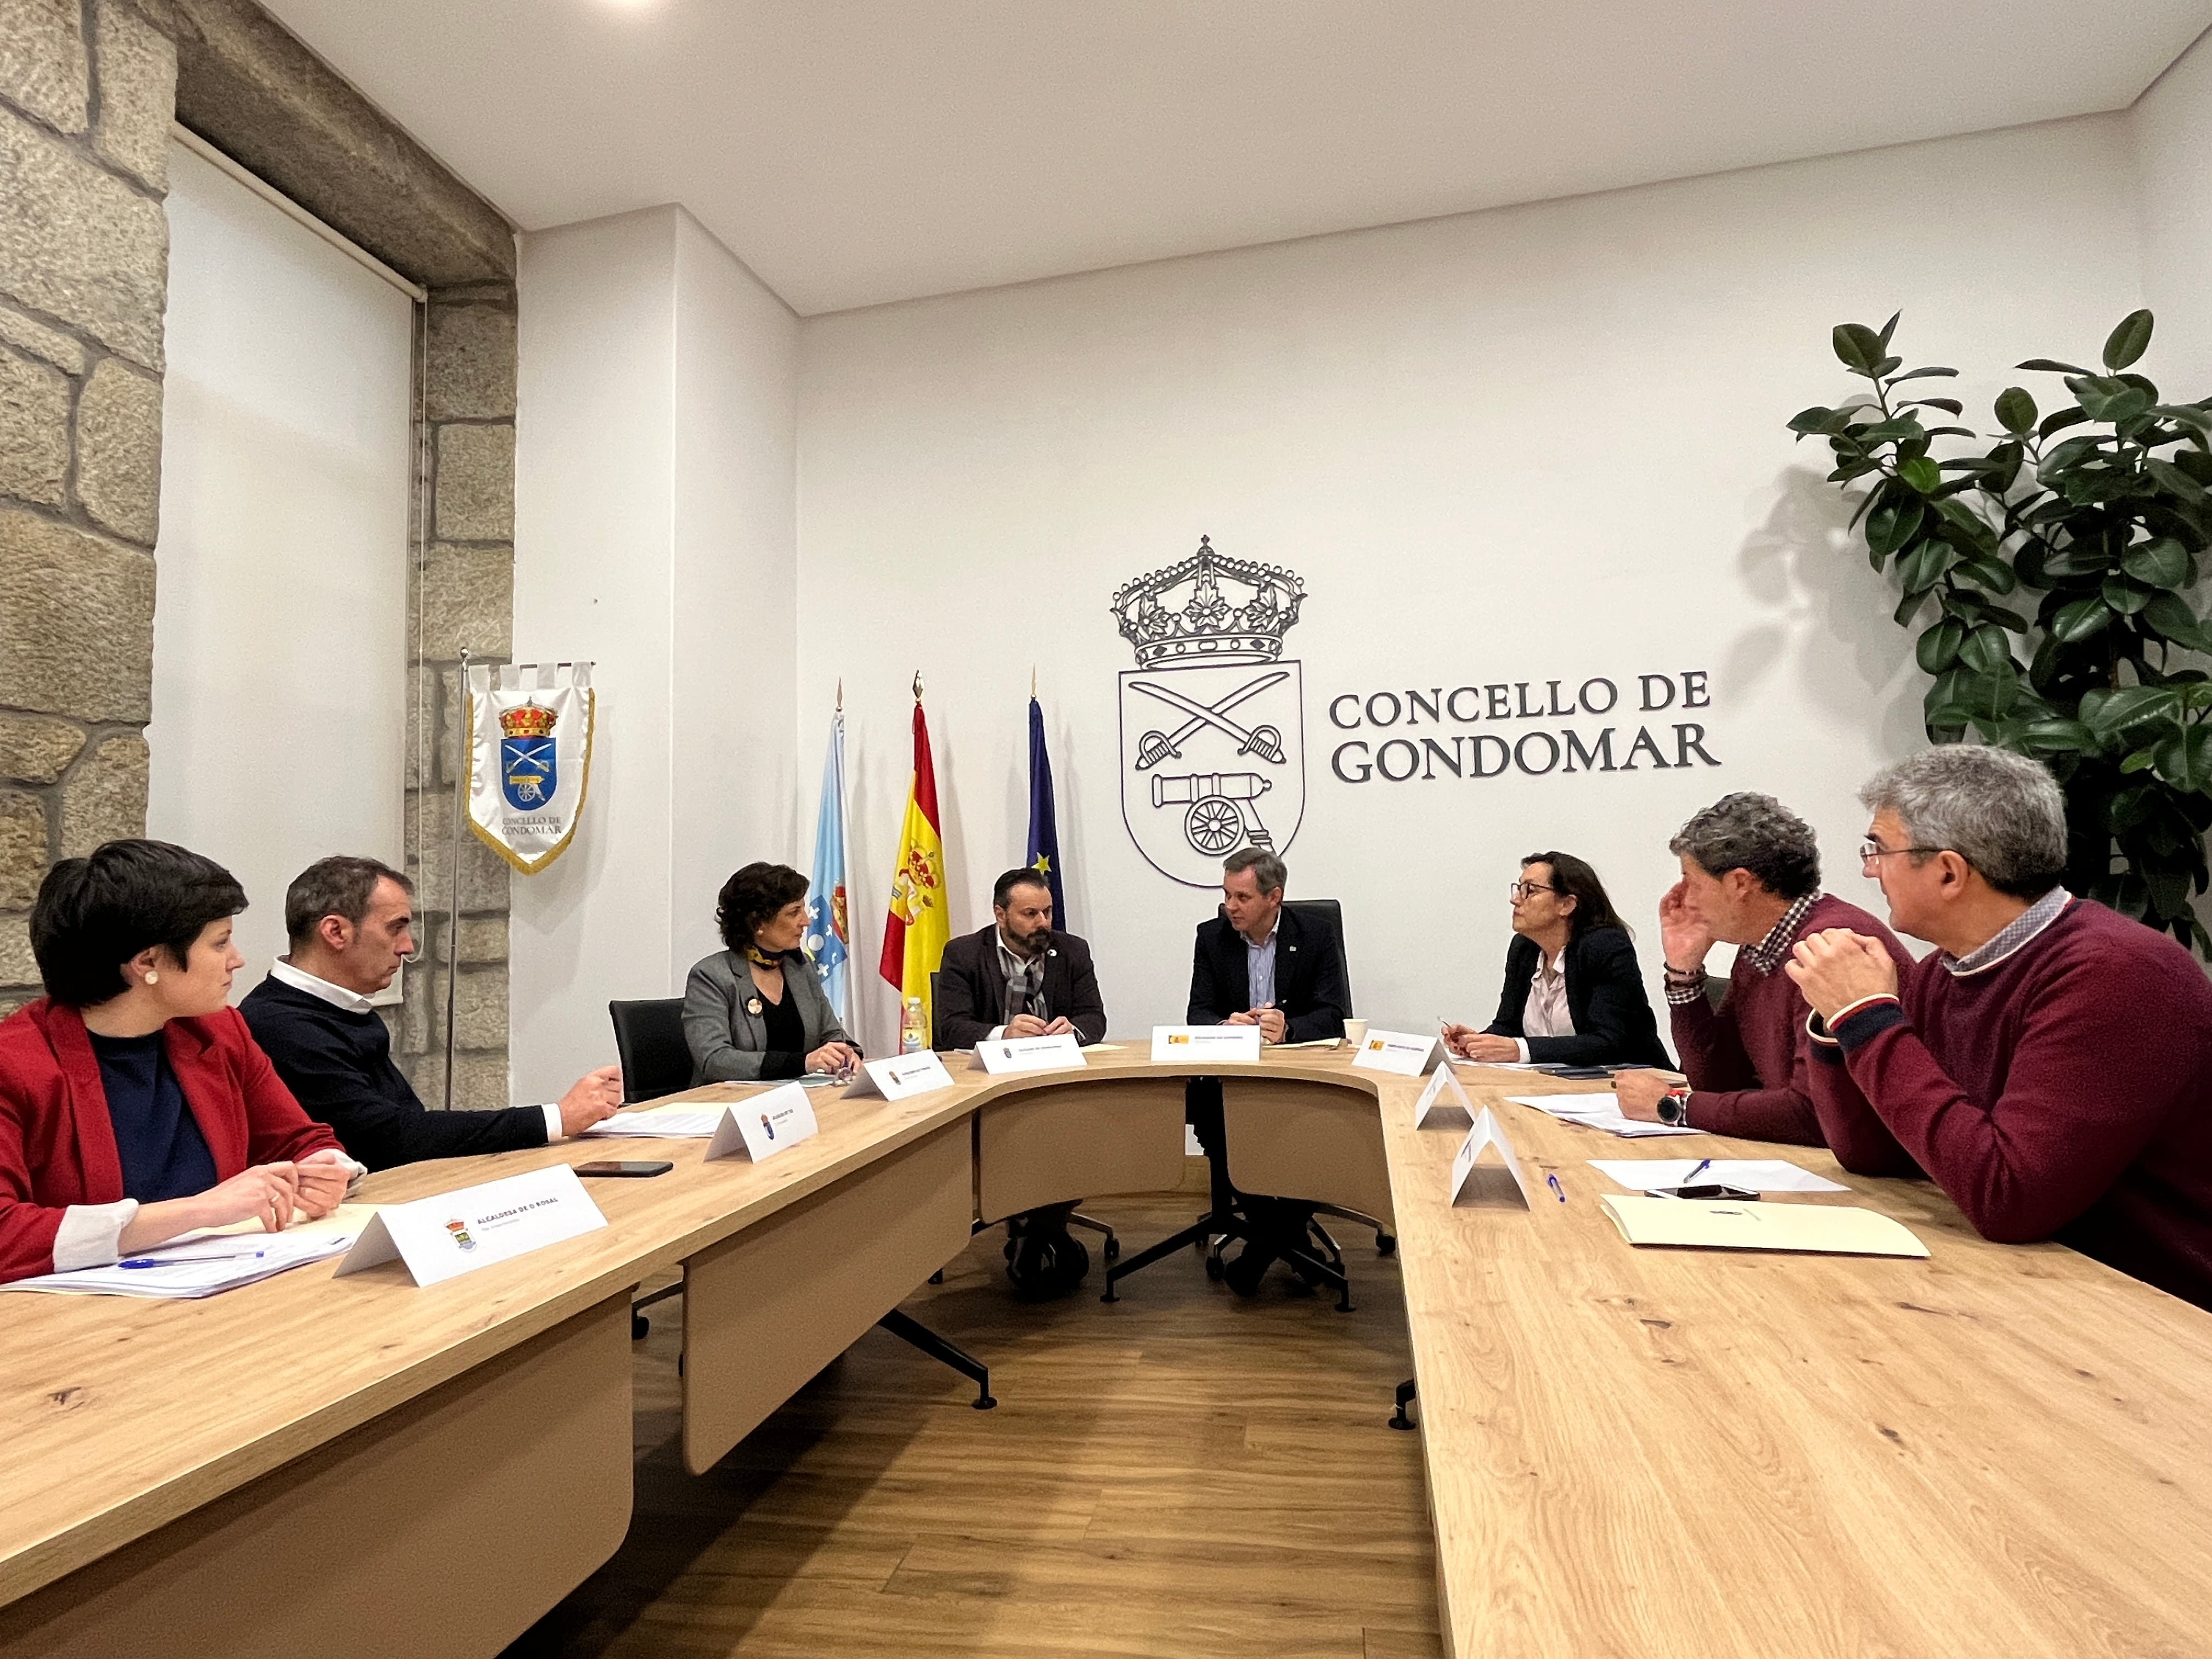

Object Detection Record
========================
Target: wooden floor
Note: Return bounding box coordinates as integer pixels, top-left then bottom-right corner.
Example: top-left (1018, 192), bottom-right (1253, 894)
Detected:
top-left (503, 1174), bottom-right (1443, 1659)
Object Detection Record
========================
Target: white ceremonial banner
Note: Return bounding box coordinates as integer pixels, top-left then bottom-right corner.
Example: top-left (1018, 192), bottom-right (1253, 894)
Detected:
top-left (1151, 1025), bottom-right (1263, 1064)
top-left (1414, 1062), bottom-right (1476, 1129)
top-left (973, 1032), bottom-right (1088, 1076)
top-left (845, 1051), bottom-right (956, 1101)
top-left (333, 1165), bottom-right (606, 1287)
top-left (706, 1082), bottom-right (820, 1162)
top-left (1353, 1029), bottom-right (1440, 1076)
top-left (467, 660), bottom-right (595, 874)
top-left (1449, 1108), bottom-right (1534, 1207)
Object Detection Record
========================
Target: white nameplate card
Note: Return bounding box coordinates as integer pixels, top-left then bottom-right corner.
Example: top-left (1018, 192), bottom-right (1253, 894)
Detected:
top-left (1413, 1062), bottom-right (1476, 1128)
top-left (1150, 1025), bottom-right (1263, 1064)
top-left (1449, 1108), bottom-right (1533, 1208)
top-left (844, 1050), bottom-right (956, 1101)
top-left (707, 1082), bottom-right (819, 1162)
top-left (973, 1032), bottom-right (1088, 1075)
top-left (334, 1165), bottom-right (606, 1288)
top-left (1352, 1029), bottom-right (1440, 1076)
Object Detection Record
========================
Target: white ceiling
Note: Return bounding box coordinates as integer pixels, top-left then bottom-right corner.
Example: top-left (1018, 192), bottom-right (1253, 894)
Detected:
top-left (262, 1), bottom-right (2212, 316)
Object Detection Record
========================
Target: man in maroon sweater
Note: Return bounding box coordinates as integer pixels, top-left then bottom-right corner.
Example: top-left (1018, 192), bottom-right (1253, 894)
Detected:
top-left (1616, 792), bottom-right (1910, 1142)
top-left (1789, 746), bottom-right (2212, 1312)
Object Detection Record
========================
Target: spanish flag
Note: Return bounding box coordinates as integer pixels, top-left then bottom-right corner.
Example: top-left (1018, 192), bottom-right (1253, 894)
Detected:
top-left (879, 694), bottom-right (949, 1033)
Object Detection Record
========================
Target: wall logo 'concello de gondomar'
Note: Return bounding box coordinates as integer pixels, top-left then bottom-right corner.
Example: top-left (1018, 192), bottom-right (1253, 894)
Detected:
top-left (1111, 538), bottom-right (1307, 888)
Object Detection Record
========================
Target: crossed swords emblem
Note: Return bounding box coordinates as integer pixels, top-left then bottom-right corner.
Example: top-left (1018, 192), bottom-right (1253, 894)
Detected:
top-left (1131, 670), bottom-right (1289, 770)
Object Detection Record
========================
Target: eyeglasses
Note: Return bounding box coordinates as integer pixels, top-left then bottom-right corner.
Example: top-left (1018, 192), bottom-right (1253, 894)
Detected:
top-left (1859, 840), bottom-right (1943, 867)
top-left (1508, 880), bottom-right (1558, 901)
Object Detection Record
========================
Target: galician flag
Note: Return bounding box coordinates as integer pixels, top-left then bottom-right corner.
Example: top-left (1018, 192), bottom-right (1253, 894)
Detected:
top-left (803, 705), bottom-right (850, 1023)
top-left (878, 693), bottom-right (949, 1033)
top-left (1025, 694), bottom-right (1068, 927)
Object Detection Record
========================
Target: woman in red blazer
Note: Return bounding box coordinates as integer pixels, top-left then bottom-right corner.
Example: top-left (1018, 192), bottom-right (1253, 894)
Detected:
top-left (0, 840), bottom-right (356, 1283)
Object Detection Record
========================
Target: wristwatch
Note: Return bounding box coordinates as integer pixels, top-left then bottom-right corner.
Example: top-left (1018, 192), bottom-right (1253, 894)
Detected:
top-left (1656, 1087), bottom-right (1692, 1127)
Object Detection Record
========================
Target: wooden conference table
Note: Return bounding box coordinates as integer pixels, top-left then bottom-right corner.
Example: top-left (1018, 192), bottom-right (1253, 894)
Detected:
top-left (2, 1046), bottom-right (2209, 1658)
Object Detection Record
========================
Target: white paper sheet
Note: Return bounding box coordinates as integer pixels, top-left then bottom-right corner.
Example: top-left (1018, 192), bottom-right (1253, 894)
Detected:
top-left (583, 1103), bottom-right (726, 1138)
top-left (4, 1227), bottom-right (358, 1298)
top-left (1506, 1092), bottom-right (1701, 1138)
top-left (1588, 1159), bottom-right (1850, 1194)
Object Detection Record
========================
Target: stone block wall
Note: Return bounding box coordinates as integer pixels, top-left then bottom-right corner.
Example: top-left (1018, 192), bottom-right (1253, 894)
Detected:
top-left (399, 284), bottom-right (518, 1109)
top-left (0, 0), bottom-right (178, 1012)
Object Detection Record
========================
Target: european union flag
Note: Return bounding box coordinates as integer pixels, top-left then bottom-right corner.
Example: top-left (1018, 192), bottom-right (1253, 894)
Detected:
top-left (1026, 696), bottom-right (1068, 927)
top-left (804, 709), bottom-right (850, 1023)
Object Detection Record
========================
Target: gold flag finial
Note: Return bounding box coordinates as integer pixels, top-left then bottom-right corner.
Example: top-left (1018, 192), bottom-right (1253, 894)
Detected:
top-left (836, 678), bottom-right (843, 713)
top-left (912, 670), bottom-right (924, 701)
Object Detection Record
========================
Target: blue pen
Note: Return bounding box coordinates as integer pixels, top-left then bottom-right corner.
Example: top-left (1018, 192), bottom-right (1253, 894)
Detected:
top-left (119, 1249), bottom-right (268, 1269)
top-left (1680, 1159), bottom-right (1712, 1187)
top-left (1545, 1173), bottom-right (1567, 1204)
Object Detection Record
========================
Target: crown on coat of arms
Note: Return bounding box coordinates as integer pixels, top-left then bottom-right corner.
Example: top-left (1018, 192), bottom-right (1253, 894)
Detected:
top-left (498, 703), bottom-right (557, 739)
top-left (1109, 537), bottom-right (1305, 666)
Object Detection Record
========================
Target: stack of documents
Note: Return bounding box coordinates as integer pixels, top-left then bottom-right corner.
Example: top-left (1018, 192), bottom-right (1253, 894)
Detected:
top-left (584, 1103), bottom-right (725, 1138)
top-left (1599, 1194), bottom-right (1928, 1257)
top-left (4, 1226), bottom-right (361, 1298)
top-left (1506, 1092), bottom-right (1700, 1138)
top-left (1588, 1159), bottom-right (1849, 1194)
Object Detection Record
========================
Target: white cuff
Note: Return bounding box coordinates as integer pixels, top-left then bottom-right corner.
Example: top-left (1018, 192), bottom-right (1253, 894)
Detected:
top-left (987, 1025), bottom-right (1006, 1041)
top-left (540, 1102), bottom-right (565, 1141)
top-left (1513, 1038), bottom-right (1531, 1063)
top-left (53, 1199), bottom-right (140, 1271)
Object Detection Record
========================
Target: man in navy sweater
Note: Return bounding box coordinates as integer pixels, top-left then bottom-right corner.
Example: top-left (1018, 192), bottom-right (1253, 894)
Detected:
top-left (1788, 747), bottom-right (2212, 1312)
top-left (240, 857), bottom-right (621, 1171)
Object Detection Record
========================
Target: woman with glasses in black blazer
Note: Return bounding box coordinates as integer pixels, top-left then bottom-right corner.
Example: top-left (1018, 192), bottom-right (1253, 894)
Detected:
top-left (1443, 850), bottom-right (1672, 1069)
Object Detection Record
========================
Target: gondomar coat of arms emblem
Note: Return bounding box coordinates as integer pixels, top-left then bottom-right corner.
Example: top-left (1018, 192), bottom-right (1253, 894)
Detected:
top-left (1110, 538), bottom-right (1307, 888)
top-left (499, 702), bottom-right (558, 811)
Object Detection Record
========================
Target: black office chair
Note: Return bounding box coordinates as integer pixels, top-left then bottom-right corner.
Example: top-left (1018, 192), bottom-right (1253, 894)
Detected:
top-left (607, 997), bottom-right (693, 1338)
top-left (608, 997), bottom-right (693, 1104)
top-left (1103, 898), bottom-right (1382, 1311)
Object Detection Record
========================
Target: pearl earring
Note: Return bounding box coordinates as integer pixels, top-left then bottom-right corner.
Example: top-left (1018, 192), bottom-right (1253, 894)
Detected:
top-left (144, 970), bottom-right (159, 985)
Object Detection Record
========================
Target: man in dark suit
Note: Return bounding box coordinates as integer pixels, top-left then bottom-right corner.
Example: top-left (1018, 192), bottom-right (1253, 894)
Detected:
top-left (934, 867), bottom-right (1108, 1048)
top-left (1187, 846), bottom-right (1349, 1294)
top-left (241, 856), bottom-right (623, 1171)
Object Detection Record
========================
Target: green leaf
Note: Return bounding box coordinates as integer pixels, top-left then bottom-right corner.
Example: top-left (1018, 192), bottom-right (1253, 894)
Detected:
top-left (1865, 498), bottom-right (1925, 557)
top-left (1916, 618), bottom-right (1965, 674)
top-left (1994, 386), bottom-right (2038, 434)
top-left (2121, 749), bottom-right (2159, 773)
top-left (2016, 718), bottom-right (2098, 755)
top-left (1788, 405), bottom-right (1839, 435)
top-left (1958, 623), bottom-right (2014, 675)
top-left (1894, 588), bottom-right (1928, 626)
top-left (1903, 398), bottom-right (1965, 416)
top-left (1956, 554), bottom-right (2018, 594)
top-left (2104, 309), bottom-right (2155, 372)
top-left (2039, 407), bottom-right (2091, 438)
top-left (2076, 379), bottom-right (2153, 423)
top-left (2051, 596), bottom-right (2115, 642)
top-left (1897, 456), bottom-right (1942, 494)
top-left (2040, 540), bottom-right (2112, 578)
top-left (1897, 541), bottom-right (1955, 595)
top-left (1878, 311), bottom-right (1901, 351)
top-left (2154, 722), bottom-right (2212, 792)
top-left (2083, 684), bottom-right (2180, 736)
top-left (2021, 358), bottom-right (2095, 375)
top-left (2123, 537), bottom-right (2190, 586)
top-left (2103, 573), bottom-right (2153, 614)
top-left (1887, 367), bottom-right (1960, 384)
top-left (1833, 323), bottom-right (1885, 375)
top-left (2144, 456), bottom-right (2208, 502)
top-left (2145, 591), bottom-right (2209, 649)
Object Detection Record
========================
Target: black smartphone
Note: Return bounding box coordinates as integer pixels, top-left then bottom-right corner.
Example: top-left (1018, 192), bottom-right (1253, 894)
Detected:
top-left (575, 1160), bottom-right (674, 1178)
top-left (1655, 1183), bottom-right (1760, 1201)
top-left (1550, 1066), bottom-right (1612, 1080)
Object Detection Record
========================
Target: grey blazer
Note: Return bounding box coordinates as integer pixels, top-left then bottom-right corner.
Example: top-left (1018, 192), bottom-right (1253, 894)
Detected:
top-left (682, 949), bottom-right (856, 1084)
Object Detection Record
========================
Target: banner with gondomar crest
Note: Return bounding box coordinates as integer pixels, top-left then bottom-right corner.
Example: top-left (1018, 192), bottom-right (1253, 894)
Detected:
top-left (466, 662), bottom-right (595, 874)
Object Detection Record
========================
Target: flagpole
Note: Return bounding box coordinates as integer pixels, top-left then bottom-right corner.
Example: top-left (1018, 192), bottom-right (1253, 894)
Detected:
top-left (444, 645), bottom-right (470, 1110)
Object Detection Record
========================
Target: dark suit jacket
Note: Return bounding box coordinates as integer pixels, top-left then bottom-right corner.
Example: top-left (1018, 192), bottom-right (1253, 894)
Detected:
top-left (934, 926), bottom-right (1109, 1048)
top-left (1483, 926), bottom-right (1672, 1068)
top-left (1187, 907), bottom-right (1348, 1043)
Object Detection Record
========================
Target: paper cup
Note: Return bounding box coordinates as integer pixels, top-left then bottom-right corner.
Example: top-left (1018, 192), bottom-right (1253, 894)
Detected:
top-left (1341, 1018), bottom-right (1369, 1049)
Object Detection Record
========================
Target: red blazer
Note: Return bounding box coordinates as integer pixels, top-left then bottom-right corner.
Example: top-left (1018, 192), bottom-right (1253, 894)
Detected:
top-left (0, 998), bottom-right (342, 1283)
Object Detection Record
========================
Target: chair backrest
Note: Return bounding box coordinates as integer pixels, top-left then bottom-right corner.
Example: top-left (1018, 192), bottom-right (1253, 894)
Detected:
top-left (607, 997), bottom-right (692, 1103)
top-left (927, 970), bottom-right (941, 1048)
top-left (1215, 898), bottom-right (1353, 1013)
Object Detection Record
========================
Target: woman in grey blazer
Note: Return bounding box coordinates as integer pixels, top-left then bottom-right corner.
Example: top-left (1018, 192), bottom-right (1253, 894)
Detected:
top-left (683, 862), bottom-right (862, 1084)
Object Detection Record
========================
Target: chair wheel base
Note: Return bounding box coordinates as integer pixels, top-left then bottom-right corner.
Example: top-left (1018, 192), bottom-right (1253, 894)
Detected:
top-left (631, 1313), bottom-right (648, 1340)
top-left (1377, 1234), bottom-right (1398, 1256)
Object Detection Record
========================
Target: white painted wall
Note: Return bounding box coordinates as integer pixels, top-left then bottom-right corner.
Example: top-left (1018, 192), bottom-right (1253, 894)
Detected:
top-left (2135, 28), bottom-right (2212, 387)
top-left (512, 207), bottom-right (797, 1101)
top-left (797, 116), bottom-right (2145, 1049)
top-left (151, 141), bottom-right (410, 997)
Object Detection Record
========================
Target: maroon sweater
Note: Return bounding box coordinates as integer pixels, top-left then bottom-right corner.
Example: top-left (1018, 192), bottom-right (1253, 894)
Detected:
top-left (1671, 895), bottom-right (1912, 1146)
top-left (1808, 898), bottom-right (2212, 1312)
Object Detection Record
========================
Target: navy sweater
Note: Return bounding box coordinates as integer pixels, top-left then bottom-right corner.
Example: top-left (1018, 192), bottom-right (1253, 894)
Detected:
top-left (239, 976), bottom-right (548, 1172)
